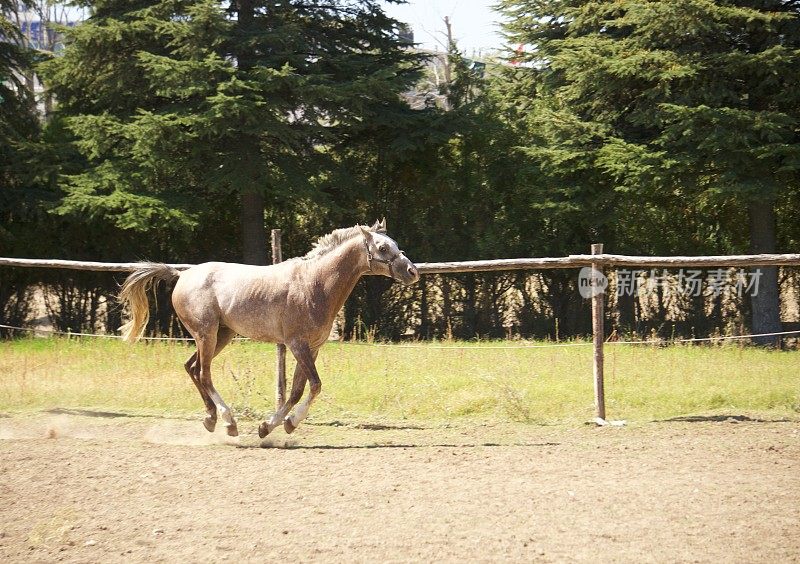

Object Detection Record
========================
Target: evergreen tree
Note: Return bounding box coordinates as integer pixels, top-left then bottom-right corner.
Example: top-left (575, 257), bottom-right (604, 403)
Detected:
top-left (1, 0), bottom-right (38, 199)
top-left (41, 0), bottom-right (422, 264)
top-left (499, 0), bottom-right (800, 344)
top-left (1, 0), bottom-right (40, 334)
top-left (0, 0), bottom-right (43, 241)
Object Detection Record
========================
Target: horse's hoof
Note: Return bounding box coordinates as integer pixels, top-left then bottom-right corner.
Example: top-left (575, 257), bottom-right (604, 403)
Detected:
top-left (283, 418), bottom-right (296, 434)
top-left (226, 423), bottom-right (239, 437)
top-left (258, 422), bottom-right (270, 439)
top-left (203, 416), bottom-right (217, 433)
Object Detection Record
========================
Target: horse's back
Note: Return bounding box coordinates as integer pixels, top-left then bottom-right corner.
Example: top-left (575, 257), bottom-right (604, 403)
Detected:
top-left (173, 261), bottom-right (295, 341)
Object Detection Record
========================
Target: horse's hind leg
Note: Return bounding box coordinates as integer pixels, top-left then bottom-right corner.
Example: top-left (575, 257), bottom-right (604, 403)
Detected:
top-left (184, 351), bottom-right (217, 432)
top-left (192, 326), bottom-right (238, 436)
top-left (185, 326), bottom-right (236, 433)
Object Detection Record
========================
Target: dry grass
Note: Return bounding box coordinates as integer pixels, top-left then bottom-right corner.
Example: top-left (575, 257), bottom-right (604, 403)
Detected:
top-left (1, 337), bottom-right (798, 424)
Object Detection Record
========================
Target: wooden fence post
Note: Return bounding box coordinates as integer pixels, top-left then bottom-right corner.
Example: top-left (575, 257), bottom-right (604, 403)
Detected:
top-left (591, 243), bottom-right (606, 422)
top-left (271, 229), bottom-right (287, 409)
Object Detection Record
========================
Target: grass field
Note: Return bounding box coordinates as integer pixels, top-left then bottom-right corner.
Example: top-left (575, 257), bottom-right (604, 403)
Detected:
top-left (1, 337), bottom-right (798, 424)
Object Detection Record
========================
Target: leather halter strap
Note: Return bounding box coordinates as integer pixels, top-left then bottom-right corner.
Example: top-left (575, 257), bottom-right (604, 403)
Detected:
top-left (364, 238), bottom-right (405, 280)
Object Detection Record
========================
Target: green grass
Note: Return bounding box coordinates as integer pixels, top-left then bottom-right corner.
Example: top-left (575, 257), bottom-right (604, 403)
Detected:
top-left (1, 337), bottom-right (798, 424)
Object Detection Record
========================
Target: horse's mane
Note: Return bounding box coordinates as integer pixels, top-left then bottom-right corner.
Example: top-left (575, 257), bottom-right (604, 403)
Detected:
top-left (302, 223), bottom-right (385, 260)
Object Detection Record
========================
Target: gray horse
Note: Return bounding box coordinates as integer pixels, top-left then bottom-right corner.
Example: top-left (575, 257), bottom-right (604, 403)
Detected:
top-left (118, 220), bottom-right (419, 437)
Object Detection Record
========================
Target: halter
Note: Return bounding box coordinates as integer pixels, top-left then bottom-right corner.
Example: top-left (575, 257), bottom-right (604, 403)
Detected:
top-left (364, 238), bottom-right (405, 280)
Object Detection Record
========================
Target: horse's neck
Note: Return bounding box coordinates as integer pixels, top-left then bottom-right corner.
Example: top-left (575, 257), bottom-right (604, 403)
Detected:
top-left (313, 237), bottom-right (369, 314)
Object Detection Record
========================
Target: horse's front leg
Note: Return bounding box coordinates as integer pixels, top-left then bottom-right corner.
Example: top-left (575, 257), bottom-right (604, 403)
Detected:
top-left (259, 362), bottom-right (306, 438)
top-left (276, 343), bottom-right (287, 410)
top-left (257, 341), bottom-right (319, 438)
top-left (283, 342), bottom-right (322, 434)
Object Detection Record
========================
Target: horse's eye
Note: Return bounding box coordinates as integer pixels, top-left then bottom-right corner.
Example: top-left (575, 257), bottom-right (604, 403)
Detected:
top-left (378, 243), bottom-right (387, 252)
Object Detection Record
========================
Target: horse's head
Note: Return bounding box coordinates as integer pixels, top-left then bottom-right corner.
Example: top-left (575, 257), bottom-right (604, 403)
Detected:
top-left (360, 220), bottom-right (420, 285)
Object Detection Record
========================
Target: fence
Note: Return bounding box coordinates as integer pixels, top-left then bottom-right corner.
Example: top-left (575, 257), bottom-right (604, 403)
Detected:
top-left (5, 251), bottom-right (800, 273)
top-left (3, 237), bottom-right (800, 424)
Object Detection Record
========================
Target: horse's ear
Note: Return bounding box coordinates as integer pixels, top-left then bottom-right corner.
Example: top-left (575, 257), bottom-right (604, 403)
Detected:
top-left (359, 225), bottom-right (372, 242)
top-left (371, 218), bottom-right (387, 233)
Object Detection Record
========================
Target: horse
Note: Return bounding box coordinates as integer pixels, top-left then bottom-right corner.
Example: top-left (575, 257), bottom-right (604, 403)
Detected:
top-left (118, 220), bottom-right (419, 438)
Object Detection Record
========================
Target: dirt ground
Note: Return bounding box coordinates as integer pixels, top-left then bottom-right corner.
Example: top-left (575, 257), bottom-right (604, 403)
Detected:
top-left (0, 411), bottom-right (798, 563)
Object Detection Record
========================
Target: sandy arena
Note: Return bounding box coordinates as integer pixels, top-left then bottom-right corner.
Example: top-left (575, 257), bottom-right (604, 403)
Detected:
top-left (1, 412), bottom-right (798, 563)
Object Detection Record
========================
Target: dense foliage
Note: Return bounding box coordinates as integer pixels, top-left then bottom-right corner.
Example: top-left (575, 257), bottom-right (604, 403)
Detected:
top-left (500, 0), bottom-right (800, 344)
top-left (1, 0), bottom-right (41, 335)
top-left (1, 0), bottom-right (799, 342)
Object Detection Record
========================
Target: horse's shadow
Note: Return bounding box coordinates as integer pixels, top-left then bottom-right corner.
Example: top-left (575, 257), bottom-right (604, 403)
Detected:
top-left (305, 420), bottom-right (428, 431)
top-left (45, 407), bottom-right (185, 420)
top-left (239, 440), bottom-right (561, 450)
top-left (657, 414), bottom-right (793, 423)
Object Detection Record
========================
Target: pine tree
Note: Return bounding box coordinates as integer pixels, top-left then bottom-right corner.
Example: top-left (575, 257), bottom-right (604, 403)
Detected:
top-left (1, 1), bottom-right (42, 333)
top-left (1, 0), bottom-right (38, 187)
top-left (499, 0), bottom-right (800, 344)
top-left (41, 0), bottom-right (422, 264)
top-left (1, 0), bottom-right (40, 251)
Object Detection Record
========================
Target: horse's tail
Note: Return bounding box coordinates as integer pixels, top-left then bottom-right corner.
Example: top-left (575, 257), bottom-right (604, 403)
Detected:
top-left (118, 262), bottom-right (181, 344)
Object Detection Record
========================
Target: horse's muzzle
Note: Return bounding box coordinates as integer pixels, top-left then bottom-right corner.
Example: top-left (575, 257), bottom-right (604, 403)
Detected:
top-left (398, 261), bottom-right (420, 285)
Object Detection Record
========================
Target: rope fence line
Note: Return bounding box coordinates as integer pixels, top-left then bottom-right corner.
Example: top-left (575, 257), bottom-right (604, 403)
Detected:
top-left (2, 323), bottom-right (799, 348)
top-left (0, 323), bottom-right (192, 341)
top-left (343, 331), bottom-right (800, 348)
top-left (0, 324), bottom-right (248, 342)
